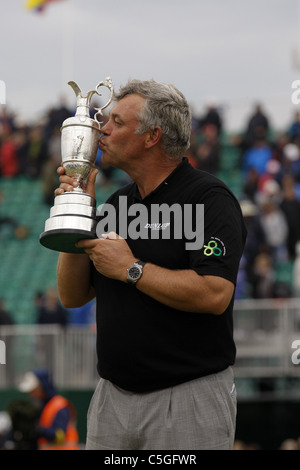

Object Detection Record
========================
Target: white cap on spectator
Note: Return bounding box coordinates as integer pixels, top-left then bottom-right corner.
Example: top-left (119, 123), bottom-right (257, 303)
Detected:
top-left (283, 143), bottom-right (300, 161)
top-left (18, 372), bottom-right (40, 393)
top-left (240, 200), bottom-right (258, 217)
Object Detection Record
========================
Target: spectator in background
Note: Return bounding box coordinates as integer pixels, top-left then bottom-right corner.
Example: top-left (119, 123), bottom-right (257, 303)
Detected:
top-left (259, 196), bottom-right (288, 265)
top-left (288, 110), bottom-right (300, 143)
top-left (240, 199), bottom-right (267, 297)
top-left (242, 167), bottom-right (260, 202)
top-left (25, 125), bottom-right (47, 178)
top-left (244, 103), bottom-right (270, 149)
top-left (281, 142), bottom-right (300, 184)
top-left (43, 98), bottom-right (72, 142)
top-left (35, 288), bottom-right (68, 376)
top-left (1, 400), bottom-right (40, 450)
top-left (280, 174), bottom-right (300, 259)
top-left (18, 369), bottom-right (79, 450)
top-left (195, 124), bottom-right (220, 174)
top-left (198, 99), bottom-right (223, 136)
top-left (191, 100), bottom-right (222, 174)
top-left (40, 128), bottom-right (62, 206)
top-left (37, 287), bottom-right (68, 327)
top-left (0, 299), bottom-right (14, 325)
top-left (293, 241), bottom-right (300, 297)
top-left (0, 126), bottom-right (19, 177)
top-left (30, 98), bottom-right (73, 203)
top-left (14, 126), bottom-right (29, 176)
top-left (252, 253), bottom-right (274, 299)
top-left (271, 131), bottom-right (290, 163)
top-left (0, 107), bottom-right (16, 135)
top-left (235, 255), bottom-right (248, 300)
top-left (242, 137), bottom-right (272, 176)
top-left (257, 158), bottom-right (282, 195)
top-left (34, 291), bottom-right (44, 311)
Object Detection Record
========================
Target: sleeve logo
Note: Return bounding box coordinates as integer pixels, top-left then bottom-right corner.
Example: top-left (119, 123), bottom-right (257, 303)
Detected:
top-left (203, 237), bottom-right (226, 256)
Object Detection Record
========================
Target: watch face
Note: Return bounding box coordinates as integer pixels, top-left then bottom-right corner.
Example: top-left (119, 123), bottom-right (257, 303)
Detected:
top-left (129, 266), bottom-right (141, 280)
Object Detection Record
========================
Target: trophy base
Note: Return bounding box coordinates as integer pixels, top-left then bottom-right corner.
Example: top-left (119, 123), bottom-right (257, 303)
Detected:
top-left (39, 192), bottom-right (98, 253)
top-left (40, 228), bottom-right (96, 254)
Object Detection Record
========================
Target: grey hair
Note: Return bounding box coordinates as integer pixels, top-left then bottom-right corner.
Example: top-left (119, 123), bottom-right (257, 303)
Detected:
top-left (114, 79), bottom-right (192, 160)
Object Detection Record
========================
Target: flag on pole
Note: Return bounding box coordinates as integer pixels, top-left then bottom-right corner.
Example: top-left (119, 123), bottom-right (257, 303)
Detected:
top-left (25, 0), bottom-right (66, 13)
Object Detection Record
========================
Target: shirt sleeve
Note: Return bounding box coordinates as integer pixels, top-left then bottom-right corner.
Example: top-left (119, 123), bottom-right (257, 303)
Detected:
top-left (188, 188), bottom-right (246, 285)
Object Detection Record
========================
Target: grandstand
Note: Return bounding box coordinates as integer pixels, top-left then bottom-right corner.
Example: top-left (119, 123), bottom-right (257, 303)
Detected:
top-left (0, 176), bottom-right (56, 324)
top-left (0, 174), bottom-right (121, 325)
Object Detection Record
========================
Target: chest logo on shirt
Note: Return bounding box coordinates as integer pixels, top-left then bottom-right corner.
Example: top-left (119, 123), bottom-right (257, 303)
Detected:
top-left (145, 223), bottom-right (171, 231)
top-left (203, 237), bottom-right (226, 256)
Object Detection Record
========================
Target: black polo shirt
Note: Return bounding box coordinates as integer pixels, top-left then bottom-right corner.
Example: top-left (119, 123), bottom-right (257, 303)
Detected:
top-left (91, 157), bottom-right (247, 392)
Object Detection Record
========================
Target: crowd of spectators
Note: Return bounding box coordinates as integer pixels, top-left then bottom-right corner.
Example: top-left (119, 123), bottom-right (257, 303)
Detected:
top-left (1, 98), bottom-right (300, 303)
top-left (0, 101), bottom-right (72, 207)
top-left (188, 102), bottom-right (300, 300)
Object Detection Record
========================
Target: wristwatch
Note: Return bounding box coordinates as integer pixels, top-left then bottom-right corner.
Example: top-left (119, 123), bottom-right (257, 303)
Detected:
top-left (127, 260), bottom-right (146, 285)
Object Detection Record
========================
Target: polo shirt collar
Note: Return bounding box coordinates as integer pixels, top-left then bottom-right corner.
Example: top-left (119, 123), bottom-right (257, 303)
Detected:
top-left (132, 157), bottom-right (190, 203)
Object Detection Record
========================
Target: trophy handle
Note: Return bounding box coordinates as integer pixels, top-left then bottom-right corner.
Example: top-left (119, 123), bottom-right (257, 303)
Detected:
top-left (94, 77), bottom-right (114, 122)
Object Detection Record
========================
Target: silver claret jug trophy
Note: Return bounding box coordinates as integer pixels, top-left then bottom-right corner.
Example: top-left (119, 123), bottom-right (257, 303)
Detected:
top-left (40, 77), bottom-right (114, 253)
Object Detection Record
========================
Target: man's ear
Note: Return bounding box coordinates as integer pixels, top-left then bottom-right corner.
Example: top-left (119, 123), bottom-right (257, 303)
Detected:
top-left (145, 126), bottom-right (162, 149)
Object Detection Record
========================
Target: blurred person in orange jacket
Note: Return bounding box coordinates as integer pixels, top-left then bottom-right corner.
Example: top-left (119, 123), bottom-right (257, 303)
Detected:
top-left (19, 369), bottom-right (79, 450)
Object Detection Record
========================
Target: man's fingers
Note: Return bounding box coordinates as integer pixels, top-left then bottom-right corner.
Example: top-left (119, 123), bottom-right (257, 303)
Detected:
top-left (101, 232), bottom-right (123, 240)
top-left (54, 166), bottom-right (80, 196)
top-left (59, 175), bottom-right (79, 187)
top-left (85, 169), bottom-right (99, 198)
top-left (76, 238), bottom-right (100, 249)
top-left (57, 166), bottom-right (65, 175)
top-left (54, 181), bottom-right (78, 196)
top-left (56, 168), bottom-right (98, 198)
top-left (76, 234), bottom-right (123, 252)
top-left (54, 187), bottom-right (64, 196)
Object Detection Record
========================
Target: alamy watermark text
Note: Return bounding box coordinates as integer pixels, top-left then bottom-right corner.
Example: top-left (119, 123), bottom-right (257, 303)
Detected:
top-left (96, 197), bottom-right (204, 250)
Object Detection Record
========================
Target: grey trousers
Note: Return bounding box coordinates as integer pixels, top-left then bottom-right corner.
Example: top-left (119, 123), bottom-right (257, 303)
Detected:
top-left (85, 367), bottom-right (236, 450)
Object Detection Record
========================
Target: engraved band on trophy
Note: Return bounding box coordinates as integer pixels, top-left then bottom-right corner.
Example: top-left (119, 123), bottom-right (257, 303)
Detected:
top-left (39, 77), bottom-right (114, 253)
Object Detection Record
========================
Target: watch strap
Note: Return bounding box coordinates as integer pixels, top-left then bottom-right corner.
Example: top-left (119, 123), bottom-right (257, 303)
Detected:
top-left (135, 260), bottom-right (146, 268)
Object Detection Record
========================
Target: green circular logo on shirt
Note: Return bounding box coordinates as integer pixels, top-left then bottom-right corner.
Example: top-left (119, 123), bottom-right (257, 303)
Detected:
top-left (203, 238), bottom-right (225, 256)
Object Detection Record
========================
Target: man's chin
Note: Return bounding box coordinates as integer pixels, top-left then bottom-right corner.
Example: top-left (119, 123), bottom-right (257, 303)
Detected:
top-left (100, 152), bottom-right (109, 164)
top-left (101, 153), bottom-right (123, 171)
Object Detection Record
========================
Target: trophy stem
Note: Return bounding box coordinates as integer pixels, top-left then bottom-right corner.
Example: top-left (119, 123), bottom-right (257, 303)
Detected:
top-left (73, 186), bottom-right (85, 193)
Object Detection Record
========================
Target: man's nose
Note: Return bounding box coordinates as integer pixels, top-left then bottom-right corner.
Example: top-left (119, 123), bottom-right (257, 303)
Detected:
top-left (101, 122), bottom-right (110, 135)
